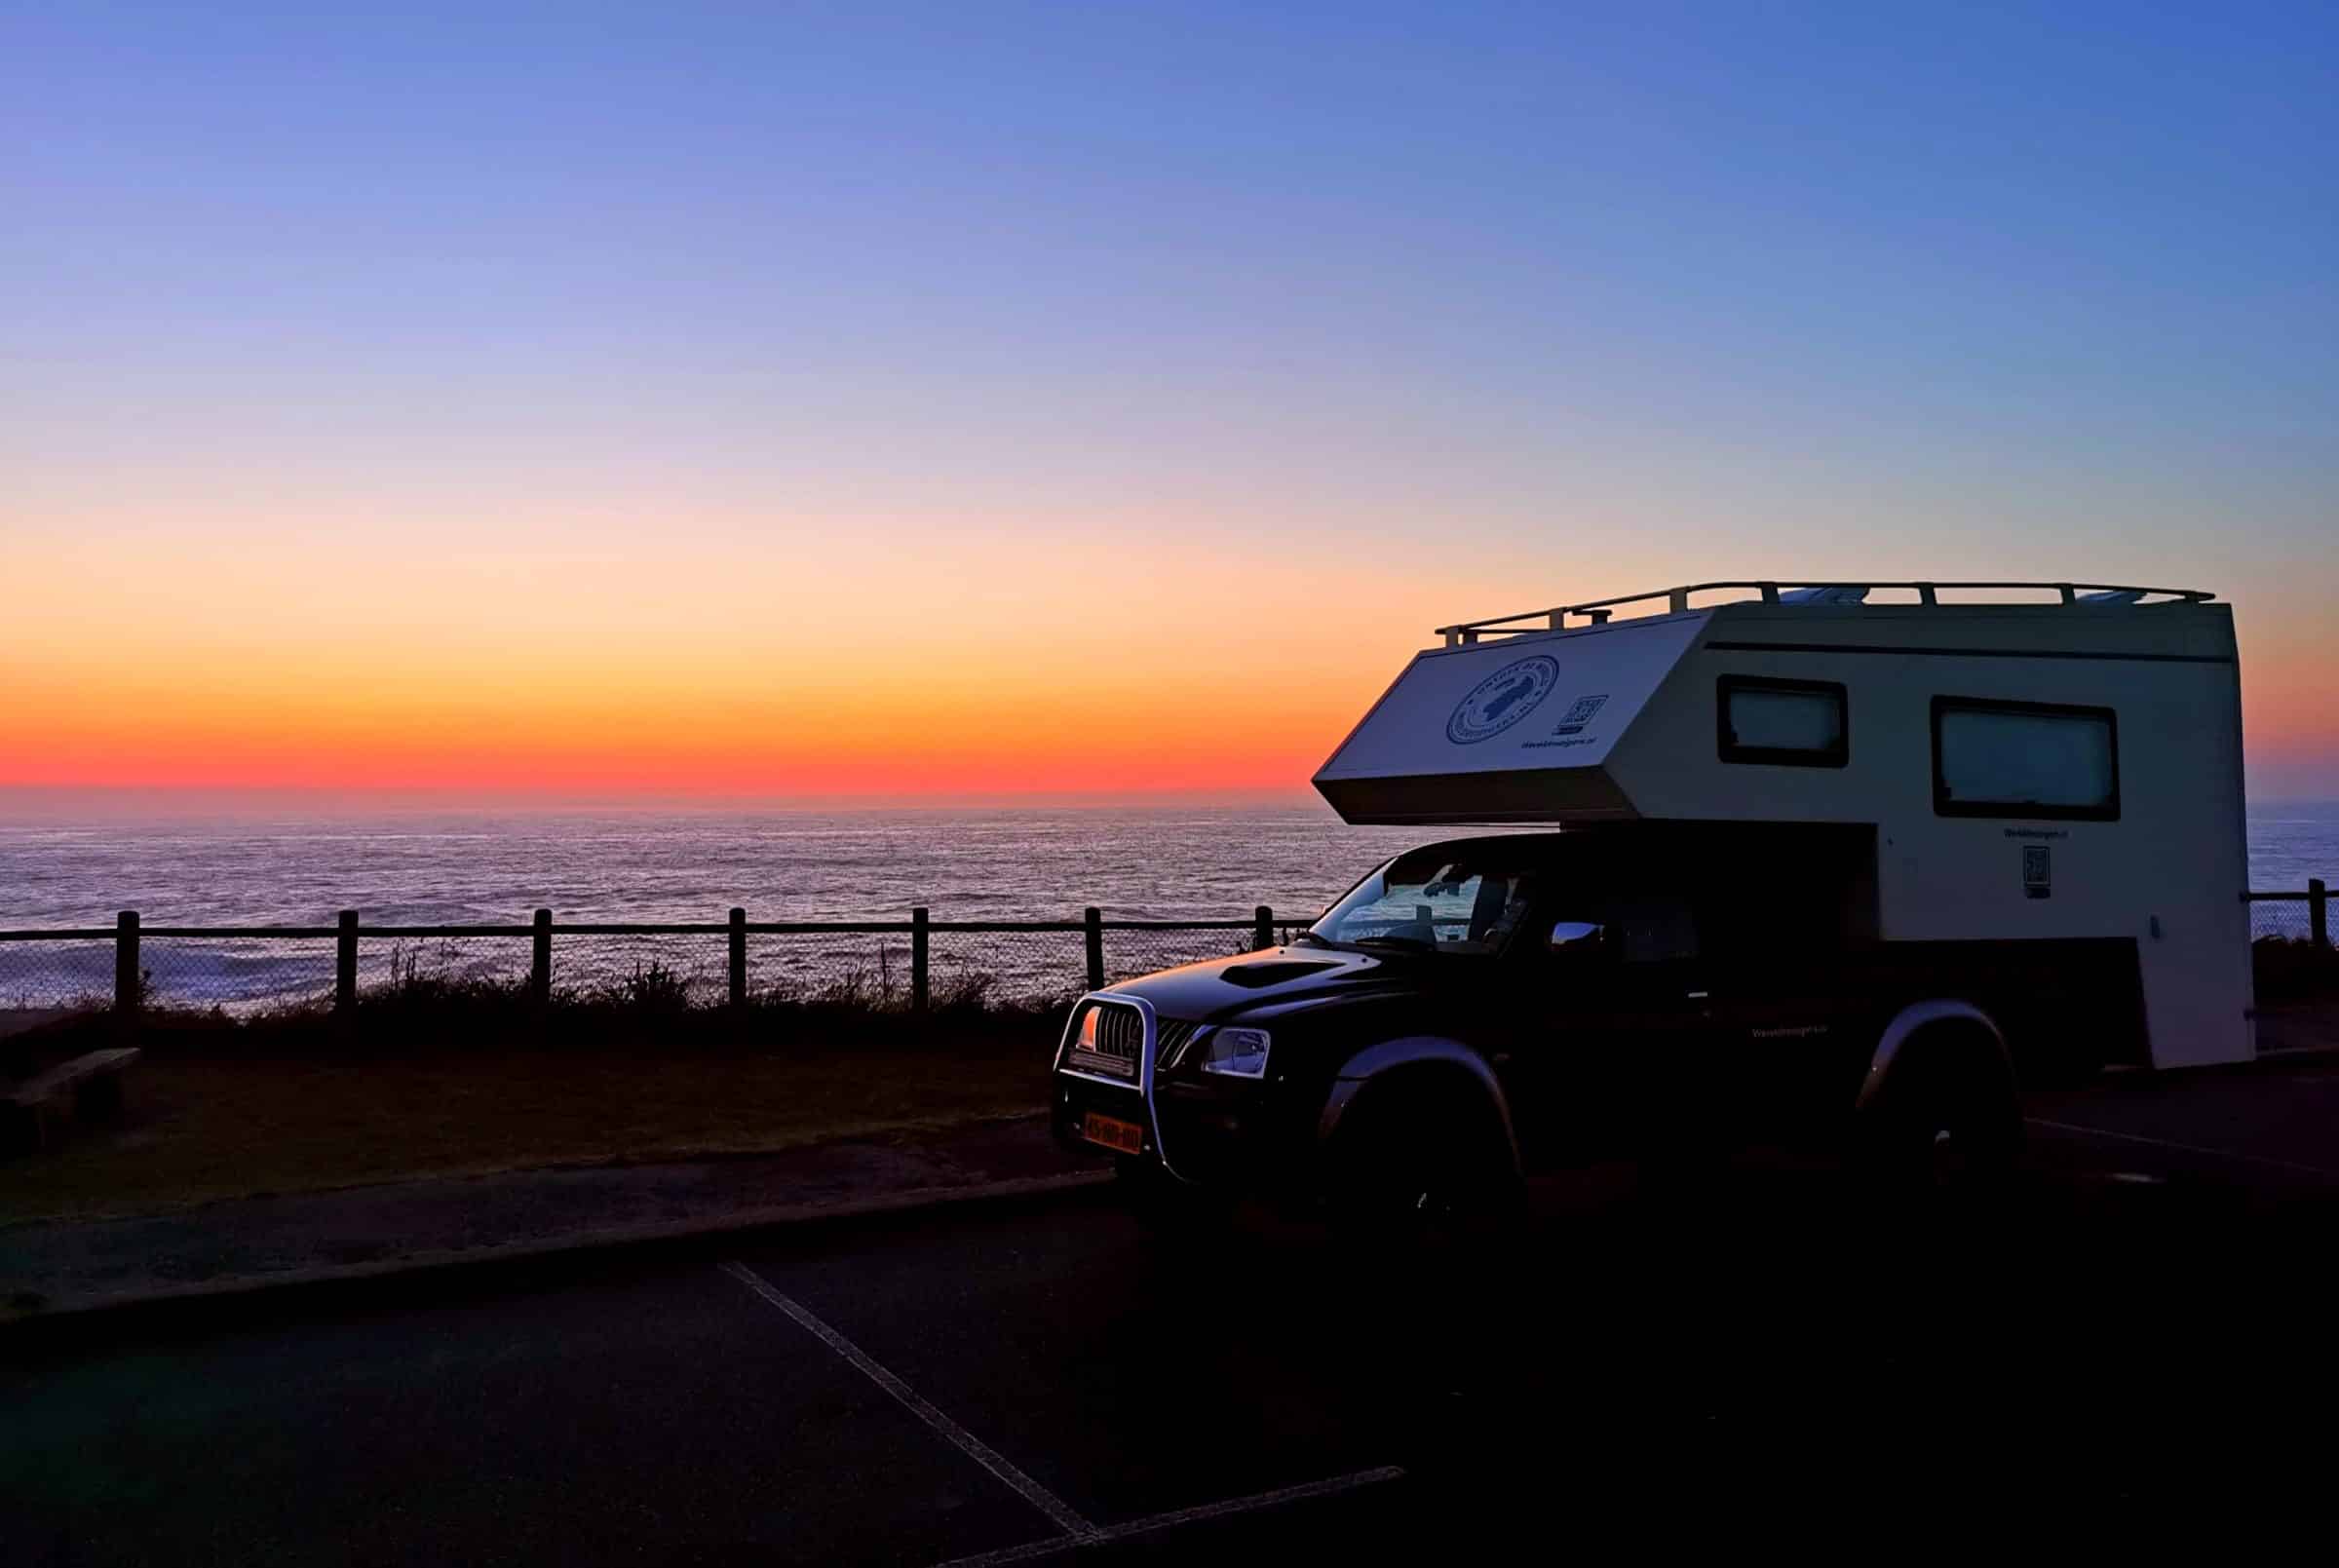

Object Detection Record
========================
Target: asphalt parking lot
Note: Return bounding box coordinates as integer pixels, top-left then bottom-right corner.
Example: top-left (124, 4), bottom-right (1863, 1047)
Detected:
top-left (9, 1059), bottom-right (2339, 1564)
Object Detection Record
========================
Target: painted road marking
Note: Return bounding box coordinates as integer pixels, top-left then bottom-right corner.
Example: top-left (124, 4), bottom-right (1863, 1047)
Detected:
top-left (2025, 1118), bottom-right (2339, 1180)
top-left (718, 1259), bottom-right (1096, 1540)
top-left (928, 1466), bottom-right (1409, 1568)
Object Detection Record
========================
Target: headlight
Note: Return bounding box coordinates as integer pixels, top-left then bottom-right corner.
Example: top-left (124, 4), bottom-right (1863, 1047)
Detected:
top-left (1199, 1026), bottom-right (1271, 1079)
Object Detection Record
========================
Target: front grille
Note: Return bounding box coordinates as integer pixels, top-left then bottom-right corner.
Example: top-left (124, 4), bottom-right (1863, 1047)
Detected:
top-left (1063, 1006), bottom-right (1204, 1082)
top-left (1094, 1005), bottom-right (1144, 1063)
top-left (1066, 1001), bottom-right (1145, 1081)
top-left (1154, 1018), bottom-right (1200, 1066)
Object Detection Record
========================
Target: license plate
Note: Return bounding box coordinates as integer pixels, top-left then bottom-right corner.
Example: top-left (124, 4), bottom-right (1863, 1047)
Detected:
top-left (1082, 1111), bottom-right (1144, 1155)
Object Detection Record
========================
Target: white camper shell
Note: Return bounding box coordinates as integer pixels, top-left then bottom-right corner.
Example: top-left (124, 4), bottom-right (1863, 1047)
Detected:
top-left (1314, 581), bottom-right (2251, 1070)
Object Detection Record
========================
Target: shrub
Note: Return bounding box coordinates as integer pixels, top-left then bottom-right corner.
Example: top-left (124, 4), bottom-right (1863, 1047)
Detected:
top-left (2253, 936), bottom-right (2339, 999)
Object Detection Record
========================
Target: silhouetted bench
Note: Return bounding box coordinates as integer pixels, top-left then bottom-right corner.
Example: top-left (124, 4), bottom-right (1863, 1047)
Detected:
top-left (5, 1047), bottom-right (140, 1152)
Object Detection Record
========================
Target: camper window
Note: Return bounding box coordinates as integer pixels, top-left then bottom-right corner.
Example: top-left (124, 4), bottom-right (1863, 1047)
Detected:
top-left (1932, 697), bottom-right (2120, 821)
top-left (1716, 676), bottom-right (1848, 768)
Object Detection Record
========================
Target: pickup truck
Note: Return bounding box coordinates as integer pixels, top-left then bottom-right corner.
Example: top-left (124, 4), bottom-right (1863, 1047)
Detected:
top-left (1052, 830), bottom-right (2134, 1227)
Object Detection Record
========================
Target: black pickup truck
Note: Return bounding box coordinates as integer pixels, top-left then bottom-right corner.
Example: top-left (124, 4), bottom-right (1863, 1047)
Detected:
top-left (1052, 829), bottom-right (2138, 1225)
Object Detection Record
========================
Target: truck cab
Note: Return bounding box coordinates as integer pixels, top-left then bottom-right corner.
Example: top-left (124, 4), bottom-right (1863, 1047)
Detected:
top-left (1054, 823), bottom-right (2055, 1220)
top-left (1052, 578), bottom-right (2245, 1223)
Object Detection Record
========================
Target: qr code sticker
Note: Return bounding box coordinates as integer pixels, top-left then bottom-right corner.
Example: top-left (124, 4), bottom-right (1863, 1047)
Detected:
top-left (1551, 694), bottom-right (1610, 735)
top-left (2023, 845), bottom-right (2051, 898)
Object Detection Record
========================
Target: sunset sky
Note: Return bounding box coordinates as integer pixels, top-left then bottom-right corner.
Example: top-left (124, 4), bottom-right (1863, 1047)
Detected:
top-left (7, 3), bottom-right (2335, 802)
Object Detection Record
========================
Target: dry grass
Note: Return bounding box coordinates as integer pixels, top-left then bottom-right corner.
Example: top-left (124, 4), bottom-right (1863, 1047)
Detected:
top-left (1, 1035), bottom-right (1052, 1226)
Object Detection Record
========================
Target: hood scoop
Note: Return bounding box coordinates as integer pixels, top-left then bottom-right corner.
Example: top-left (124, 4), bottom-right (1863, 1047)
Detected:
top-left (1216, 959), bottom-right (1341, 989)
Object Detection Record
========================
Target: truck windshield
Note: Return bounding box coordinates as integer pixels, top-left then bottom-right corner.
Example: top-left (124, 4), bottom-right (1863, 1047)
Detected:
top-left (1306, 853), bottom-right (1542, 955)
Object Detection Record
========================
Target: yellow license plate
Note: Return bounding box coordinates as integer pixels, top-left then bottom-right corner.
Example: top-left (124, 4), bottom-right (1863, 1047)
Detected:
top-left (1082, 1111), bottom-right (1144, 1155)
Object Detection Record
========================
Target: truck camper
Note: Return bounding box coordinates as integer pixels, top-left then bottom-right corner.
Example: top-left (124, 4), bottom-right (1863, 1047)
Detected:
top-left (1053, 580), bottom-right (2251, 1220)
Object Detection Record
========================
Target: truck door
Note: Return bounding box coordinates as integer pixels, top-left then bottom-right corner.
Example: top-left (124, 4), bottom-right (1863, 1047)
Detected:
top-left (1503, 896), bottom-right (1721, 1164)
top-left (1697, 951), bottom-right (1872, 1141)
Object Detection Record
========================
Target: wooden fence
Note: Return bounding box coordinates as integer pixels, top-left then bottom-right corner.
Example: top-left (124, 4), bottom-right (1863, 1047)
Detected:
top-left (3, 884), bottom-right (2328, 1016)
top-left (2249, 879), bottom-right (2329, 946)
top-left (0, 906), bottom-right (1290, 1015)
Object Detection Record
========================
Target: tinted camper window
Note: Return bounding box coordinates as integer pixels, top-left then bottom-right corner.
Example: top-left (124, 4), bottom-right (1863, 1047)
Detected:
top-left (1932, 698), bottom-right (2119, 821)
top-left (1717, 676), bottom-right (1847, 767)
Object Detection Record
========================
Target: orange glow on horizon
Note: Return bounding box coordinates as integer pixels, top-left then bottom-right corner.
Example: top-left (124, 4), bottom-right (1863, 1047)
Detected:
top-left (7, 515), bottom-right (2333, 800)
top-left (0, 518), bottom-right (1466, 797)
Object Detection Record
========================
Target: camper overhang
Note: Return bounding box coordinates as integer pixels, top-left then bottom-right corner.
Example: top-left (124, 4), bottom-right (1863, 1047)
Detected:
top-left (1312, 611), bottom-right (1703, 824)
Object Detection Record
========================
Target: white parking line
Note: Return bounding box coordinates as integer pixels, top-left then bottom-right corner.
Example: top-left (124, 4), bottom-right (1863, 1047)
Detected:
top-left (929, 1466), bottom-right (1408, 1568)
top-left (2025, 1118), bottom-right (2339, 1180)
top-left (718, 1259), bottom-right (1096, 1540)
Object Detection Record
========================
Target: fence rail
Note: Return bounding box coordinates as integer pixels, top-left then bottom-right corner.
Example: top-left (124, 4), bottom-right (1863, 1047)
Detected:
top-left (0, 905), bottom-right (1311, 1016)
top-left (2247, 880), bottom-right (2330, 947)
top-left (1, 884), bottom-right (2329, 1018)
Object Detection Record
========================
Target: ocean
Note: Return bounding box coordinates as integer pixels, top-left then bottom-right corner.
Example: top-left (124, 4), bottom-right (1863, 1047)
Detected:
top-left (0, 805), bottom-right (1446, 928)
top-left (1, 800), bottom-right (2332, 1010)
top-left (0, 804), bottom-right (1442, 1010)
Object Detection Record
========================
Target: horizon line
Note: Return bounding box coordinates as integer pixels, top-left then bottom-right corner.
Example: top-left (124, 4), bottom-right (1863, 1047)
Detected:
top-left (0, 783), bottom-right (1343, 816)
top-left (3, 783), bottom-right (2335, 817)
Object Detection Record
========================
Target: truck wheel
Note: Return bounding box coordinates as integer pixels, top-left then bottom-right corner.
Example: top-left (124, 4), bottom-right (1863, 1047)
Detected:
top-left (1861, 1037), bottom-right (2022, 1201)
top-left (1326, 1086), bottom-right (1522, 1246)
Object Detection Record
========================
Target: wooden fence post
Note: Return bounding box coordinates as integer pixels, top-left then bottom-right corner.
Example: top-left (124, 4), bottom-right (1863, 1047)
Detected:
top-left (1254, 904), bottom-right (1273, 951)
top-left (911, 907), bottom-right (930, 1013)
top-left (336, 909), bottom-right (359, 1013)
top-left (114, 910), bottom-right (140, 1015)
top-left (729, 907), bottom-right (748, 1009)
top-left (530, 908), bottom-right (552, 1009)
top-left (2313, 878), bottom-right (2329, 950)
top-left (1084, 907), bottom-right (1105, 992)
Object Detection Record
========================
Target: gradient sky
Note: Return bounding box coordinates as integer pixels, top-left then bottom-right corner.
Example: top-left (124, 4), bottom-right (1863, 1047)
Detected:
top-left (6, 2), bottom-right (2335, 800)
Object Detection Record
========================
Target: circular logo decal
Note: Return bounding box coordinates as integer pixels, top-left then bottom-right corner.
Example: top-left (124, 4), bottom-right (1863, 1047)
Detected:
top-left (1445, 655), bottom-right (1560, 745)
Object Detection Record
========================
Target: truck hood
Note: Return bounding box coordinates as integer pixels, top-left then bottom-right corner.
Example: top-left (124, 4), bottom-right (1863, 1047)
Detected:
top-left (1104, 945), bottom-right (1406, 1022)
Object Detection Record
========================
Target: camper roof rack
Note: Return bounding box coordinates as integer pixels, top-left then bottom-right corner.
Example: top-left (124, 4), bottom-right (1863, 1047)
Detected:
top-left (1436, 580), bottom-right (2216, 647)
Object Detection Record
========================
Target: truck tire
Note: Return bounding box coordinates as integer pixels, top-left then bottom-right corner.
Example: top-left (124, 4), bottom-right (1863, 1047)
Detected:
top-left (1860, 1029), bottom-right (2023, 1200)
top-left (1324, 1077), bottom-right (1522, 1245)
